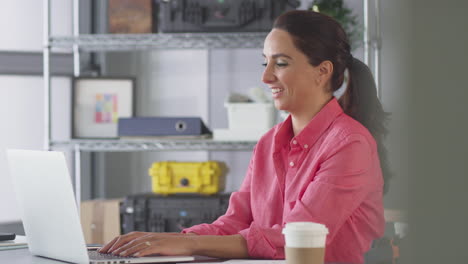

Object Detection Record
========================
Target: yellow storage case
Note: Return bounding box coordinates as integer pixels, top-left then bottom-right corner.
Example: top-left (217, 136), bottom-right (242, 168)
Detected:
top-left (149, 161), bottom-right (227, 195)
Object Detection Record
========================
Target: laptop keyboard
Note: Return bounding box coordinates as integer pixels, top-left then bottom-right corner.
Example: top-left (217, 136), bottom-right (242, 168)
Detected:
top-left (88, 250), bottom-right (137, 260)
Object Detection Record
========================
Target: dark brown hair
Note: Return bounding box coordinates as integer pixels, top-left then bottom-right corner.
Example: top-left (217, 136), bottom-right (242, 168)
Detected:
top-left (273, 10), bottom-right (392, 194)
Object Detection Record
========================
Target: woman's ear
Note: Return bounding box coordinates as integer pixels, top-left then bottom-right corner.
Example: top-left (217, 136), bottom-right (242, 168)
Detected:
top-left (316, 60), bottom-right (333, 86)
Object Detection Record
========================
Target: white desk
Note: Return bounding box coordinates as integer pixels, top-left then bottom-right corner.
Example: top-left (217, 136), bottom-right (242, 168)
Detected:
top-left (0, 248), bottom-right (66, 263)
top-left (0, 249), bottom-right (288, 264)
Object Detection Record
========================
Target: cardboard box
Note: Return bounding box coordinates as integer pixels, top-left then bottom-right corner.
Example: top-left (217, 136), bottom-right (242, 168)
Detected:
top-left (108, 0), bottom-right (154, 33)
top-left (80, 199), bottom-right (122, 245)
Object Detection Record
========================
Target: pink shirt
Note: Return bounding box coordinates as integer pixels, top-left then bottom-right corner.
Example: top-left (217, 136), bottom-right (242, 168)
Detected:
top-left (183, 98), bottom-right (385, 264)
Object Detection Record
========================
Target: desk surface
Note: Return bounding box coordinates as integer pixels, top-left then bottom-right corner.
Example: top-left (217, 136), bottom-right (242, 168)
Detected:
top-left (0, 248), bottom-right (66, 263)
top-left (0, 249), bottom-right (287, 264)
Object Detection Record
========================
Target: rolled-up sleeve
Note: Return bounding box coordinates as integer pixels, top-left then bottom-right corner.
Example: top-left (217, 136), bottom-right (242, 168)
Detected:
top-left (182, 190), bottom-right (252, 235)
top-left (238, 222), bottom-right (285, 259)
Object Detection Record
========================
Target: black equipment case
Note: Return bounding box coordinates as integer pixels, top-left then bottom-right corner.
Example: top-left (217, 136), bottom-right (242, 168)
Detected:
top-left (157, 0), bottom-right (300, 33)
top-left (120, 193), bottom-right (231, 233)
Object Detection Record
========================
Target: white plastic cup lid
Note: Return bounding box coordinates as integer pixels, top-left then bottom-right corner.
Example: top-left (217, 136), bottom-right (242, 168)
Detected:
top-left (282, 222), bottom-right (329, 236)
top-left (282, 222), bottom-right (329, 248)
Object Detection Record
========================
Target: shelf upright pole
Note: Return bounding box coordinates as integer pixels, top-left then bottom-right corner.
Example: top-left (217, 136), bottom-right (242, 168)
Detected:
top-left (74, 144), bottom-right (81, 213)
top-left (43, 0), bottom-right (51, 151)
top-left (73, 0), bottom-right (81, 208)
top-left (206, 48), bottom-right (212, 161)
top-left (363, 0), bottom-right (370, 67)
top-left (374, 0), bottom-right (382, 99)
top-left (73, 0), bottom-right (80, 77)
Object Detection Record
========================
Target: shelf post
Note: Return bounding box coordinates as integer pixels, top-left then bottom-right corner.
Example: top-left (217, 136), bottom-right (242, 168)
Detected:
top-left (74, 144), bottom-right (82, 212)
top-left (374, 0), bottom-right (382, 99)
top-left (43, 0), bottom-right (51, 150)
top-left (363, 0), bottom-right (370, 67)
top-left (73, 0), bottom-right (80, 77)
top-left (363, 0), bottom-right (382, 100)
top-left (73, 0), bottom-right (81, 208)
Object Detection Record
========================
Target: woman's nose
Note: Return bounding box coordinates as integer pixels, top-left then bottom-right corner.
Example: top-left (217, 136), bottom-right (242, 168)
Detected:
top-left (262, 65), bottom-right (276, 84)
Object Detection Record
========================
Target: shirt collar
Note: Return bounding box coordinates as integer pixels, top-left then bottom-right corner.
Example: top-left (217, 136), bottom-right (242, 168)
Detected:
top-left (274, 114), bottom-right (294, 151)
top-left (274, 98), bottom-right (343, 152)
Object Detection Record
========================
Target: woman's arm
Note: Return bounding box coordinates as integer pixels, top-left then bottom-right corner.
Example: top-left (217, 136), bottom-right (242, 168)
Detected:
top-left (101, 232), bottom-right (249, 259)
top-left (191, 234), bottom-right (249, 258)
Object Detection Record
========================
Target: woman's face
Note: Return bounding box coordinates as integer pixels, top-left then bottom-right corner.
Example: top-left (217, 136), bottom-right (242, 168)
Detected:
top-left (262, 29), bottom-right (327, 114)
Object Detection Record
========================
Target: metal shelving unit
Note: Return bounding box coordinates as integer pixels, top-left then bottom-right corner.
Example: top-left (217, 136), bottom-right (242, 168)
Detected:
top-left (43, 0), bottom-right (264, 204)
top-left (50, 32), bottom-right (268, 51)
top-left (51, 139), bottom-right (256, 152)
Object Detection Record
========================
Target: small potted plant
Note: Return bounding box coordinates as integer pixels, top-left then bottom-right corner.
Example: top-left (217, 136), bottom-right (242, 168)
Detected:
top-left (309, 0), bottom-right (362, 51)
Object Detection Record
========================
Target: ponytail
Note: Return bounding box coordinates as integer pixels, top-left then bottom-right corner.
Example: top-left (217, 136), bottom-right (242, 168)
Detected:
top-left (339, 58), bottom-right (392, 194)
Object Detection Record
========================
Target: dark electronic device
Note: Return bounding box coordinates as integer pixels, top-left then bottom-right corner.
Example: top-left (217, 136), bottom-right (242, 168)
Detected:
top-left (120, 193), bottom-right (231, 233)
top-left (0, 232), bottom-right (16, 241)
top-left (157, 0), bottom-right (300, 32)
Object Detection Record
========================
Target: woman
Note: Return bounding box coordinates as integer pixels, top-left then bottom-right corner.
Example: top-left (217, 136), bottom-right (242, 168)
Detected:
top-left (99, 10), bottom-right (390, 264)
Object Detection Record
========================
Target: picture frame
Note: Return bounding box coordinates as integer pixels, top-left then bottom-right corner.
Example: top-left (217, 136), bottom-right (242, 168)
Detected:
top-left (72, 77), bottom-right (135, 139)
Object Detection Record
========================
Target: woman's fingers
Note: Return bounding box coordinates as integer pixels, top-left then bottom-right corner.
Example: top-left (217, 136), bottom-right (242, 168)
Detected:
top-left (112, 232), bottom-right (188, 254)
top-left (100, 232), bottom-right (197, 255)
top-left (119, 236), bottom-right (197, 257)
top-left (112, 233), bottom-right (181, 255)
top-left (97, 236), bottom-right (118, 253)
top-left (98, 232), bottom-right (147, 254)
top-left (111, 233), bottom-right (153, 255)
top-left (108, 232), bottom-right (150, 254)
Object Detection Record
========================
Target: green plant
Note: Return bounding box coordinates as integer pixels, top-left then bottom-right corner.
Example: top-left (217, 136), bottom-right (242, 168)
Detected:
top-left (310, 0), bottom-right (363, 50)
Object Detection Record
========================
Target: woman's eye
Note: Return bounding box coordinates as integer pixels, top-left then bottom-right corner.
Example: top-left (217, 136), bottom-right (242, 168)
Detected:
top-left (262, 60), bottom-right (288, 67)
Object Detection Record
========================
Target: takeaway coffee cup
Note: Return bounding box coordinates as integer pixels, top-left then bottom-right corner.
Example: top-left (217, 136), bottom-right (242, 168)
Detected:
top-left (282, 222), bottom-right (329, 264)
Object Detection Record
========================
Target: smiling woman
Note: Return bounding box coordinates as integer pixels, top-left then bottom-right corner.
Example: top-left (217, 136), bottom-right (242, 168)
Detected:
top-left (99, 10), bottom-right (391, 264)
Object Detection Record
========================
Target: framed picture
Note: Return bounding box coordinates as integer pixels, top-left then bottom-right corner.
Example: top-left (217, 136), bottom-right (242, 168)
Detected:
top-left (72, 77), bottom-right (135, 139)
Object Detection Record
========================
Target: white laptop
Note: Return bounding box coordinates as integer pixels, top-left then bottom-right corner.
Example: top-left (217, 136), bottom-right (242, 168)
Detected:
top-left (7, 149), bottom-right (195, 264)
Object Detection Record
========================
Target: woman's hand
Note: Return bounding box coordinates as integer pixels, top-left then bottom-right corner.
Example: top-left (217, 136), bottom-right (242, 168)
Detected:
top-left (98, 232), bottom-right (196, 256)
top-left (99, 232), bottom-right (249, 259)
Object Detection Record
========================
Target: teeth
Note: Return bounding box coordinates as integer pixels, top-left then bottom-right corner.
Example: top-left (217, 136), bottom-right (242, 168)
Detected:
top-left (272, 88), bottom-right (284, 94)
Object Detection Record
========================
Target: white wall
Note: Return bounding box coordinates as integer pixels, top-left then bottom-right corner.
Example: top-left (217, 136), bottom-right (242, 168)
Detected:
top-left (0, 76), bottom-right (71, 223)
top-left (0, 76), bottom-right (44, 222)
top-left (0, 0), bottom-right (72, 223)
top-left (0, 0), bottom-right (71, 51)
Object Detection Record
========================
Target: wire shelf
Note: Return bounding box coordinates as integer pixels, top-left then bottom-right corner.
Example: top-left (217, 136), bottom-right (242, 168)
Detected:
top-left (51, 139), bottom-right (257, 152)
top-left (50, 32), bottom-right (268, 51)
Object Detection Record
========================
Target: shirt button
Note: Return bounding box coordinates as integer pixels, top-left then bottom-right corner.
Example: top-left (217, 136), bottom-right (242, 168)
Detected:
top-left (304, 144), bottom-right (309, 149)
top-left (292, 140), bottom-right (297, 145)
top-left (289, 161), bottom-right (295, 167)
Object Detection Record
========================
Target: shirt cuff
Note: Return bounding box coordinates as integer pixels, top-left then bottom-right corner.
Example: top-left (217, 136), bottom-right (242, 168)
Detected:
top-left (239, 222), bottom-right (285, 259)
